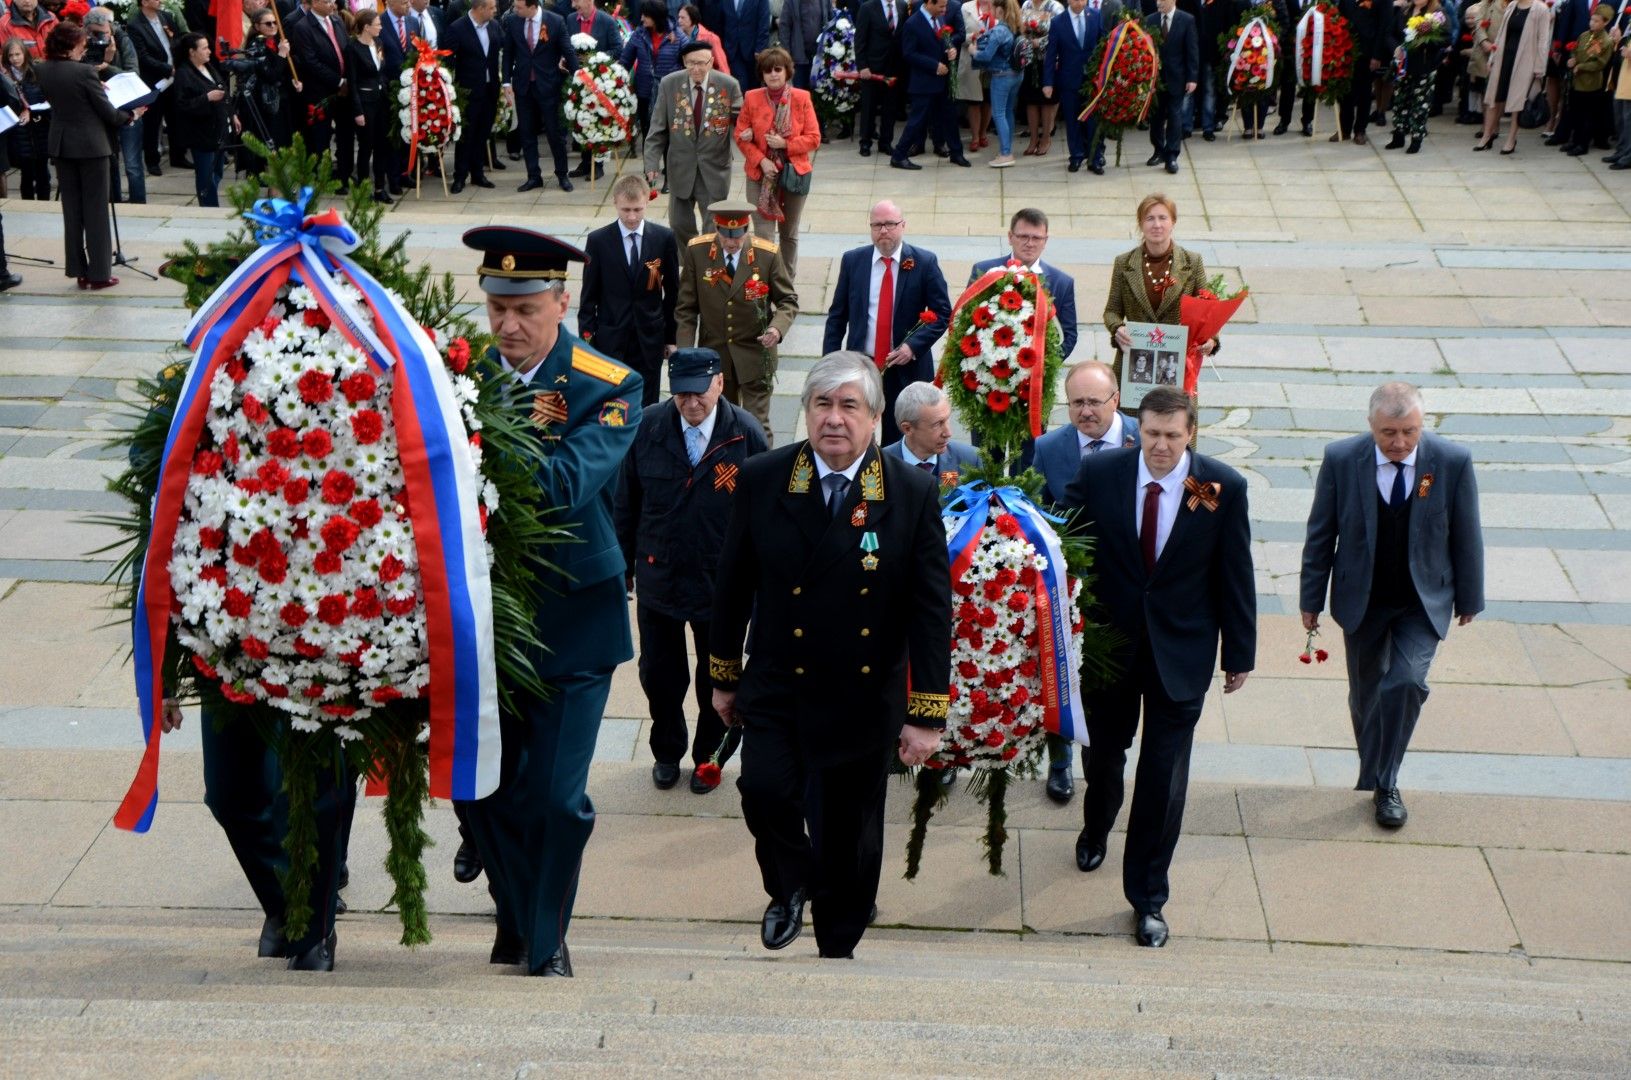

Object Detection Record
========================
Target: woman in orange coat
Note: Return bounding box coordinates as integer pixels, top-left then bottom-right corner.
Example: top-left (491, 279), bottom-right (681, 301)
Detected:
top-left (733, 46), bottom-right (820, 279)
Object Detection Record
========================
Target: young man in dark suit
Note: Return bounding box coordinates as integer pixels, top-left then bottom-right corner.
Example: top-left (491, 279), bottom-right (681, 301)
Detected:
top-left (503, 0), bottom-right (577, 191)
top-left (1062, 386), bottom-right (1255, 948)
top-left (854, 0), bottom-right (908, 156)
top-left (890, 0), bottom-right (970, 169)
top-left (821, 199), bottom-right (952, 446)
top-left (1043, 0), bottom-right (1104, 172)
top-left (446, 0), bottom-right (502, 191)
top-left (579, 173), bottom-right (681, 406)
top-left (1299, 382), bottom-right (1485, 829)
top-left (710, 351), bottom-right (951, 960)
top-left (1142, 0), bottom-right (1197, 173)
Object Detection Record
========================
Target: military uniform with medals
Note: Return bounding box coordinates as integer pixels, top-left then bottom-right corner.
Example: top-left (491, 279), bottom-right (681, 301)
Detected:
top-left (710, 439), bottom-right (952, 958)
top-left (456, 227), bottom-right (644, 977)
top-left (674, 202), bottom-right (798, 441)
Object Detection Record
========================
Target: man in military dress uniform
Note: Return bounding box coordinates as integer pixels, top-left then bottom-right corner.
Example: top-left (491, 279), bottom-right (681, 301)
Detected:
top-left (675, 201), bottom-right (798, 441)
top-left (456, 225), bottom-right (644, 977)
top-left (710, 351), bottom-right (952, 960)
top-left (615, 348), bottom-right (770, 793)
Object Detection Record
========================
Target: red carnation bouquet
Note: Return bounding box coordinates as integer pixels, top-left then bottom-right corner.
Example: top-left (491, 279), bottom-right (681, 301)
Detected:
top-left (1178, 274), bottom-right (1249, 395)
top-left (1296, 0), bottom-right (1355, 106)
top-left (1078, 16), bottom-right (1161, 165)
top-left (939, 263), bottom-right (1064, 456)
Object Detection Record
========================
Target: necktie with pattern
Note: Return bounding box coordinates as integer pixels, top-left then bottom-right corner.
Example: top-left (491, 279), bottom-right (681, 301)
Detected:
top-left (1390, 460), bottom-right (1406, 507)
top-left (1082, 438), bottom-right (1105, 459)
top-left (685, 426), bottom-right (704, 467)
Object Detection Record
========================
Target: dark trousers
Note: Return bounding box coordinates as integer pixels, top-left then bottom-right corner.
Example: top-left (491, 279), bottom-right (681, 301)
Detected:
top-left (459, 666), bottom-right (610, 974)
top-left (143, 91), bottom-right (165, 165)
top-left (354, 101), bottom-right (394, 191)
top-left (1238, 94), bottom-right (1271, 132)
top-left (55, 156), bottom-right (112, 281)
top-left (1342, 603), bottom-right (1439, 792)
top-left (111, 118), bottom-right (146, 204)
top-left (1148, 86), bottom-right (1186, 162)
top-left (517, 84), bottom-right (569, 181)
top-left (1565, 87), bottom-right (1611, 149)
top-left (455, 85), bottom-right (498, 182)
top-left (738, 716), bottom-right (890, 958)
top-left (636, 602), bottom-right (726, 767)
top-left (1058, 90), bottom-right (1087, 163)
top-left (1339, 66), bottom-right (1375, 137)
top-left (1276, 55), bottom-right (1314, 128)
top-left (200, 707), bottom-right (358, 954)
top-left (858, 74), bottom-right (900, 148)
top-left (893, 89), bottom-right (960, 162)
top-left (192, 148), bottom-right (226, 207)
top-left (1080, 637), bottom-right (1205, 915)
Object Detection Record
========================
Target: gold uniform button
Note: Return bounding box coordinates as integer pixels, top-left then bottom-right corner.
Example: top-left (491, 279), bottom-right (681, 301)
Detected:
top-left (793, 628), bottom-right (804, 638)
top-left (795, 666), bottom-right (805, 675)
top-left (859, 587), bottom-right (869, 596)
top-left (792, 586), bottom-right (802, 595)
top-left (860, 665), bottom-right (871, 675)
top-left (860, 628), bottom-right (870, 637)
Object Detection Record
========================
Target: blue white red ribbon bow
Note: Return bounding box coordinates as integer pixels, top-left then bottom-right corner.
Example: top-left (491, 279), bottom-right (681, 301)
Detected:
top-left (116, 194), bottom-right (500, 833)
top-left (944, 482), bottom-right (1089, 747)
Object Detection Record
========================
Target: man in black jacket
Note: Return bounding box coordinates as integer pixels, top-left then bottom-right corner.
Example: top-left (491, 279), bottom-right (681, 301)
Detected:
top-left (1337, 0), bottom-right (1389, 145)
top-left (616, 348), bottom-right (769, 792)
top-left (126, 0), bottom-right (182, 172)
top-left (579, 173), bottom-right (680, 406)
top-left (1062, 386), bottom-right (1255, 948)
top-left (502, 0), bottom-right (576, 191)
top-left (446, 0), bottom-right (501, 191)
top-left (854, 0), bottom-right (907, 156)
top-left (290, 0), bottom-right (354, 176)
top-left (1143, 0), bottom-right (1197, 173)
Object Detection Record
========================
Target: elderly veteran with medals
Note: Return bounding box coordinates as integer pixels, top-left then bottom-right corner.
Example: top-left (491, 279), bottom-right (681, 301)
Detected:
top-left (675, 200), bottom-right (798, 440)
top-left (455, 226), bottom-right (644, 978)
top-left (710, 351), bottom-right (952, 960)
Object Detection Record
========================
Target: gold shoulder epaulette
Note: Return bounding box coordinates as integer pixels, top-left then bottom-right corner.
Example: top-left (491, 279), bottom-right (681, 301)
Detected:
top-left (750, 237), bottom-right (779, 253)
top-left (689, 233), bottom-right (716, 246)
top-left (571, 347), bottom-right (631, 384)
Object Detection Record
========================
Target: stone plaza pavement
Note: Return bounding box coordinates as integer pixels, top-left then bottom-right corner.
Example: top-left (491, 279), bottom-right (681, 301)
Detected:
top-left (1, 119), bottom-right (1630, 1074)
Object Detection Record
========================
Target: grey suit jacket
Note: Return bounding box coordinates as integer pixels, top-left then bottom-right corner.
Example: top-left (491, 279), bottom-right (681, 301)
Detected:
top-left (643, 69), bottom-right (743, 203)
top-left (1033, 413), bottom-right (1140, 507)
top-left (882, 438), bottom-right (980, 483)
top-left (1300, 431), bottom-right (1485, 640)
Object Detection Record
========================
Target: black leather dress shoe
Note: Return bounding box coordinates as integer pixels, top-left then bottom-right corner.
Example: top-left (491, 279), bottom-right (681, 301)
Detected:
top-left (1374, 787), bottom-right (1408, 828)
top-left (1202, 131), bottom-right (1216, 141)
top-left (890, 158), bottom-right (921, 170)
top-left (879, 141), bottom-right (894, 155)
top-left (557, 175), bottom-right (574, 192)
top-left (490, 925), bottom-right (526, 965)
top-left (335, 893), bottom-right (348, 915)
top-left (652, 761), bottom-right (681, 789)
top-left (450, 180), bottom-right (466, 194)
top-left (490, 158), bottom-right (507, 171)
top-left (471, 176), bottom-right (496, 189)
top-left (1145, 153), bottom-right (1162, 166)
top-left (257, 914), bottom-right (288, 957)
top-left (859, 143), bottom-right (872, 156)
top-left (689, 767), bottom-right (717, 794)
top-left (949, 155), bottom-right (971, 166)
top-left (1075, 828), bottom-right (1106, 872)
top-left (1273, 120), bottom-right (1290, 135)
top-left (1045, 765), bottom-right (1074, 805)
top-left (1135, 912), bottom-right (1169, 948)
top-left (1301, 123), bottom-right (1313, 136)
top-left (761, 888), bottom-right (806, 950)
top-left (934, 146), bottom-right (949, 158)
top-left (453, 839), bottom-right (483, 883)
top-left (1089, 162), bottom-right (1105, 175)
top-left (537, 940), bottom-right (572, 977)
top-left (0, 272), bottom-right (24, 292)
top-left (287, 930), bottom-right (336, 971)
top-left (1067, 159), bottom-right (1081, 172)
top-left (518, 177), bottom-right (544, 192)
top-left (1164, 161), bottom-right (1179, 174)
top-left (869, 903), bottom-right (878, 925)
top-left (569, 159), bottom-right (591, 177)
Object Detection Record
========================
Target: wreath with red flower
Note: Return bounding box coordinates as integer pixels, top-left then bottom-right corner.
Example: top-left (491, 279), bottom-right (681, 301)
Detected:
top-left (1296, 0), bottom-right (1355, 106)
top-left (1219, 3), bottom-right (1280, 102)
top-left (1077, 15), bottom-right (1161, 165)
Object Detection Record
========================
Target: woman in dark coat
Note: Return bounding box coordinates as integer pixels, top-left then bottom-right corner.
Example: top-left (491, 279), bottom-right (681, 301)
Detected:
top-left (346, 9), bottom-right (394, 202)
top-left (35, 21), bottom-right (140, 288)
top-left (2, 38), bottom-right (51, 199)
top-left (224, 7), bottom-right (297, 175)
top-left (172, 32), bottom-right (237, 207)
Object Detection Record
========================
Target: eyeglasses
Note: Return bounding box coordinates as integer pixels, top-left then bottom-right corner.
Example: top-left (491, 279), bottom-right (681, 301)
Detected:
top-left (1068, 395), bottom-right (1116, 410)
top-left (1011, 232), bottom-right (1048, 243)
top-left (869, 220), bottom-right (904, 230)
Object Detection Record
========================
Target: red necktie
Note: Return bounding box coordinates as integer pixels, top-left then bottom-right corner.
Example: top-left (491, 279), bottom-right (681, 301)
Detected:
top-left (873, 256), bottom-right (894, 370)
top-left (398, 16), bottom-right (406, 47)
top-left (1140, 481), bottom-right (1161, 573)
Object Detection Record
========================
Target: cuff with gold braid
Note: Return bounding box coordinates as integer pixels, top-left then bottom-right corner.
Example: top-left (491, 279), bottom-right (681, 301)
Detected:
top-left (709, 654), bottom-right (743, 689)
top-left (906, 690), bottom-right (950, 726)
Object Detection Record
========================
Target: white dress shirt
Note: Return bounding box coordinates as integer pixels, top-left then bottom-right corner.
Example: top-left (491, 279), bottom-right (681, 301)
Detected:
top-left (1375, 445), bottom-right (1417, 503)
top-left (866, 245), bottom-right (900, 353)
top-left (1135, 450), bottom-right (1190, 563)
top-left (475, 18), bottom-right (490, 58)
top-left (501, 355), bottom-right (544, 385)
top-left (418, 8), bottom-right (438, 47)
top-left (815, 453), bottom-right (866, 486)
top-left (1078, 412), bottom-right (1124, 455)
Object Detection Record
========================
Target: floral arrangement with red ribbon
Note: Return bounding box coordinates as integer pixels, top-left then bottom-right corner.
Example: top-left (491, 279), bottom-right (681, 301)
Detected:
top-left (565, 32), bottom-right (635, 158)
top-left (939, 263), bottom-right (1063, 454)
top-left (1077, 15), bottom-right (1161, 165)
top-left (1296, 0), bottom-right (1354, 105)
top-left (397, 37), bottom-right (460, 171)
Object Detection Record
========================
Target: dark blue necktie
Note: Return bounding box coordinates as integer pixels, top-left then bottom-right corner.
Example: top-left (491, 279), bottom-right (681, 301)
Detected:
top-left (1389, 461), bottom-right (1406, 507)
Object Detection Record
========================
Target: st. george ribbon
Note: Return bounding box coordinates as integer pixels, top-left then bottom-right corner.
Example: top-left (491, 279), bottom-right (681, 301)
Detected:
top-left (943, 482), bottom-right (1089, 747)
top-left (116, 192), bottom-right (501, 833)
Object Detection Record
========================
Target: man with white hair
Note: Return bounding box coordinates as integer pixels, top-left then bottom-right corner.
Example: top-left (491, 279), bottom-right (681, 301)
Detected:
top-left (1300, 381), bottom-right (1485, 830)
top-left (710, 351), bottom-right (951, 960)
top-left (882, 380), bottom-right (978, 487)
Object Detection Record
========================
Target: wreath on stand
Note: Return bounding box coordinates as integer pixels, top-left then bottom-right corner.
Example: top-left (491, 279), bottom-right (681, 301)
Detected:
top-left (1218, 3), bottom-right (1279, 116)
top-left (564, 32), bottom-right (637, 173)
top-left (398, 36), bottom-right (461, 189)
top-left (1077, 15), bottom-right (1162, 166)
top-left (811, 11), bottom-right (860, 127)
top-left (1296, 0), bottom-right (1355, 109)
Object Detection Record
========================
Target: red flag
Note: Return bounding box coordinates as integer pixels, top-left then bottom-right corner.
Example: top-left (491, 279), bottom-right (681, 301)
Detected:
top-left (213, 0), bottom-right (246, 58)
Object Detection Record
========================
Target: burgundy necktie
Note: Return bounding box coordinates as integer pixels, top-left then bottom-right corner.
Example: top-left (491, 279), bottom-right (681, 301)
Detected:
top-left (916, 460), bottom-right (935, 473)
top-left (1140, 481), bottom-right (1161, 573)
top-left (693, 83), bottom-right (704, 136)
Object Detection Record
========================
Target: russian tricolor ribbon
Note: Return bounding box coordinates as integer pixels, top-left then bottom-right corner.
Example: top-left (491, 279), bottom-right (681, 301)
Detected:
top-left (943, 483), bottom-right (1089, 747)
top-left (115, 193), bottom-right (500, 834)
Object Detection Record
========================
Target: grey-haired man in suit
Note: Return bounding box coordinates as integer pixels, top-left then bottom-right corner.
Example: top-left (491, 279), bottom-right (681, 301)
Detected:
top-left (882, 381), bottom-right (979, 485)
top-left (1300, 381), bottom-right (1485, 830)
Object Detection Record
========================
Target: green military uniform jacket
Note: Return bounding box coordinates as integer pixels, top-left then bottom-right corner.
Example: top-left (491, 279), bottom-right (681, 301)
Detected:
top-left (1573, 29), bottom-right (1613, 93)
top-left (674, 234), bottom-right (799, 388)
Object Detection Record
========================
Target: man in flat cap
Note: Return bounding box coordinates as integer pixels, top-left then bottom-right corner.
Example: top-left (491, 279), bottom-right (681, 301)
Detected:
top-left (675, 200), bottom-right (798, 439)
top-left (615, 348), bottom-right (770, 793)
top-left (644, 38), bottom-right (743, 245)
top-left (455, 225), bottom-right (644, 978)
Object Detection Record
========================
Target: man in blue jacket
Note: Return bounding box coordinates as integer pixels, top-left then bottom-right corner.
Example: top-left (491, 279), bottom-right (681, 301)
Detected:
top-left (705, 0), bottom-right (769, 88)
top-left (890, 0), bottom-right (971, 168)
top-left (967, 208), bottom-right (1078, 361)
top-left (1042, 0), bottom-right (1103, 172)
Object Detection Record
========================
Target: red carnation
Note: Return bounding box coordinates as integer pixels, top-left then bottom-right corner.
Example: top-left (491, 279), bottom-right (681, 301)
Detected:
top-left (280, 602), bottom-right (310, 627)
top-left (977, 607), bottom-right (999, 629)
top-left (260, 680), bottom-right (290, 698)
top-left (995, 514), bottom-right (1021, 538)
top-left (190, 654), bottom-right (219, 680)
top-left (348, 498), bottom-right (383, 529)
top-left (321, 469), bottom-right (356, 505)
top-left (321, 515), bottom-right (362, 552)
top-left (1000, 746), bottom-right (1019, 761)
top-left (231, 542), bottom-right (258, 567)
top-left (297, 369), bottom-right (333, 406)
top-left (242, 636), bottom-right (270, 660)
top-left (956, 660), bottom-right (979, 679)
top-left (1298, 652), bottom-right (1312, 664)
top-left (319, 703), bottom-right (358, 718)
top-left (372, 686), bottom-right (404, 703)
top-left (235, 477), bottom-right (264, 496)
top-left (917, 309), bottom-right (938, 325)
top-left (987, 390), bottom-right (1012, 412)
top-left (1019, 659), bottom-right (1039, 678)
top-left (258, 549), bottom-right (288, 585)
top-left (242, 394), bottom-right (270, 425)
top-left (199, 526), bottom-right (227, 549)
top-left (982, 580), bottom-right (1004, 601)
top-left (302, 308), bottom-right (332, 330)
top-left (1315, 648), bottom-right (1330, 662)
top-left (313, 550), bottom-right (343, 575)
top-left (283, 477), bottom-right (310, 505)
top-left (222, 431), bottom-right (240, 464)
top-left (225, 357), bottom-right (248, 384)
top-left (984, 731), bottom-right (1005, 747)
top-left (386, 595), bottom-right (417, 615)
top-left (303, 683), bottom-right (326, 699)
top-left (266, 428), bottom-right (300, 458)
top-left (256, 460), bottom-right (290, 489)
top-left (352, 587), bottom-right (383, 619)
top-left (380, 554), bottom-right (406, 582)
top-left (447, 337), bottom-right (472, 373)
top-left (259, 314), bottom-right (281, 337)
top-left (293, 637), bottom-right (324, 658)
top-left (340, 372), bottom-right (378, 403)
top-left (224, 587), bottom-right (252, 618)
top-left (351, 409), bottom-right (385, 445)
top-left (1006, 590), bottom-right (1029, 612)
top-left (200, 565), bottom-right (227, 586)
top-left (221, 683), bottom-right (257, 705)
top-left (301, 429), bottom-right (333, 459)
top-left (193, 449), bottom-right (223, 477)
top-left (694, 761), bottom-right (723, 787)
top-left (317, 594), bottom-right (349, 626)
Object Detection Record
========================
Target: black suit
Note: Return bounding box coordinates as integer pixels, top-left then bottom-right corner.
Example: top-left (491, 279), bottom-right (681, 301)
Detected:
top-left (445, 13), bottom-right (501, 182)
top-left (346, 39), bottom-right (394, 190)
top-left (853, 0), bottom-right (907, 150)
top-left (578, 221), bottom-right (680, 406)
top-left (291, 11), bottom-right (354, 177)
top-left (502, 8), bottom-right (576, 182)
top-left (710, 441), bottom-right (951, 958)
top-left (1339, 0), bottom-right (1390, 138)
top-left (1062, 448), bottom-right (1255, 916)
top-left (125, 10), bottom-right (181, 166)
top-left (1143, 7), bottom-right (1197, 164)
